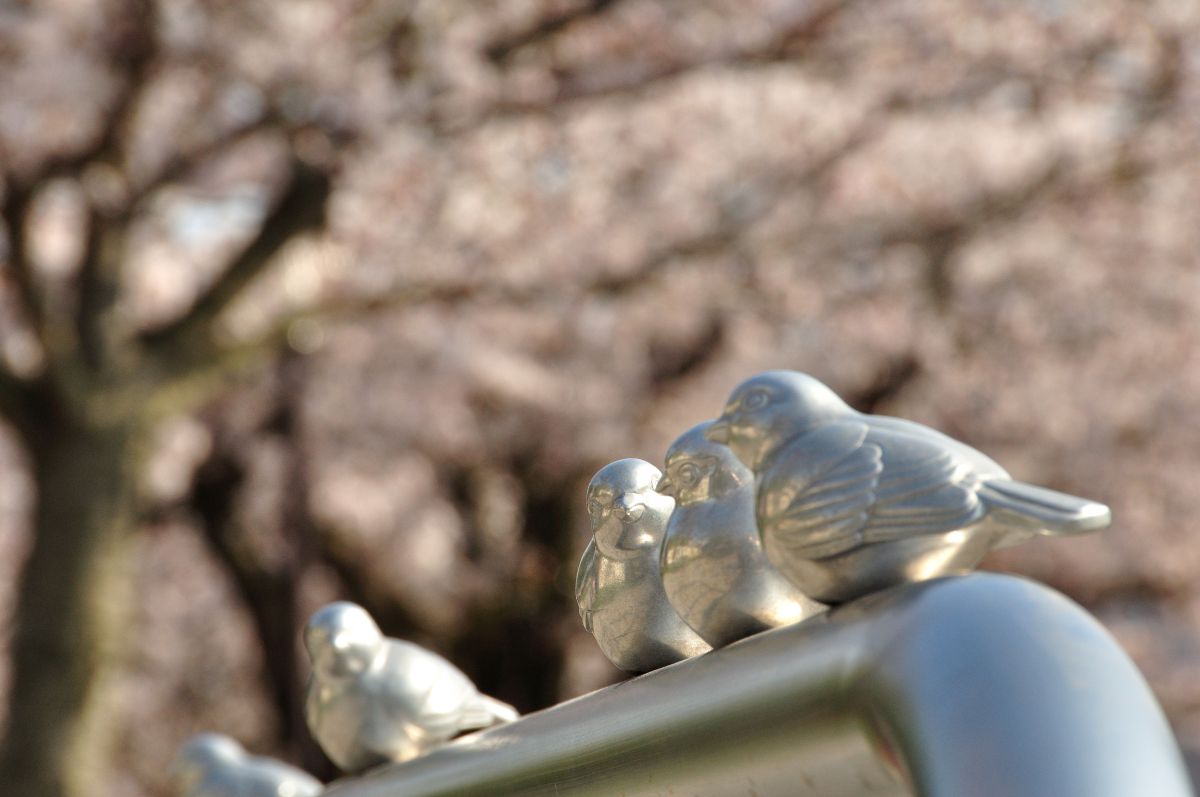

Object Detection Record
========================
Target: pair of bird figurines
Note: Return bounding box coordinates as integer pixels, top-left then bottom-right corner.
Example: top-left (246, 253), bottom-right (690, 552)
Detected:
top-left (173, 602), bottom-right (519, 796)
top-left (577, 370), bottom-right (1112, 673)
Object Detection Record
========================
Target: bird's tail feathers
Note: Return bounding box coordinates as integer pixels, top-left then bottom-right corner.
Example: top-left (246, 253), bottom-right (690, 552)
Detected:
top-left (461, 694), bottom-right (520, 730)
top-left (980, 480), bottom-right (1111, 544)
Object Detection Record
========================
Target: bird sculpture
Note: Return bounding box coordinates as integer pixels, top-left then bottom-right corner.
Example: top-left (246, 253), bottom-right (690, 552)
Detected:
top-left (172, 733), bottom-right (323, 797)
top-left (303, 602), bottom-right (518, 773)
top-left (576, 458), bottom-right (711, 672)
top-left (705, 370), bottom-right (1112, 603)
top-left (657, 421), bottom-right (826, 647)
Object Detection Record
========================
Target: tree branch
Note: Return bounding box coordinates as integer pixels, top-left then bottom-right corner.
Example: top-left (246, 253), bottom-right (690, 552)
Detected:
top-left (126, 114), bottom-right (279, 209)
top-left (809, 158), bottom-right (1069, 314)
top-left (187, 437), bottom-right (315, 764)
top-left (73, 203), bottom-right (128, 372)
top-left (484, 0), bottom-right (621, 64)
top-left (587, 105), bottom-right (887, 298)
top-left (1, 184), bottom-right (43, 335)
top-left (487, 0), bottom-right (852, 116)
top-left (148, 110), bottom-right (887, 409)
top-left (140, 159), bottom-right (332, 362)
top-left (0, 363), bottom-right (32, 438)
top-left (314, 519), bottom-right (428, 638)
top-left (20, 0), bottom-right (158, 188)
top-left (2, 0), bottom-right (160, 379)
top-left (858, 158), bottom-right (1067, 249)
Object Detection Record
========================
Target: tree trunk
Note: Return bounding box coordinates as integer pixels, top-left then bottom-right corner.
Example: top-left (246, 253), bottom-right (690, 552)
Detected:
top-left (0, 416), bottom-right (140, 797)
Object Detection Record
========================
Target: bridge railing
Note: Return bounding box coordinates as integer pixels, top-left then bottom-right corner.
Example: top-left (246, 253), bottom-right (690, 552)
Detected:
top-left (323, 573), bottom-right (1194, 797)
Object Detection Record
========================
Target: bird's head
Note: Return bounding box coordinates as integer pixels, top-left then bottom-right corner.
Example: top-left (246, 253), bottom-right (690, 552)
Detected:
top-left (658, 421), bottom-right (750, 507)
top-left (586, 458), bottom-right (673, 559)
top-left (172, 733), bottom-right (243, 793)
top-left (705, 371), bottom-right (850, 470)
top-left (304, 602), bottom-right (384, 681)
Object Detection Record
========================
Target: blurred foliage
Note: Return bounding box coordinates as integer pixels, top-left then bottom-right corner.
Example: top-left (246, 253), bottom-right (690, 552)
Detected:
top-left (1, 0), bottom-right (1198, 795)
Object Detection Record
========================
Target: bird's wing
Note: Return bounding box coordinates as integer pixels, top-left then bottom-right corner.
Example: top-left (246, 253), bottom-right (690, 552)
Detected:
top-left (760, 421), bottom-right (988, 559)
top-left (395, 645), bottom-right (487, 740)
top-left (758, 421), bottom-right (883, 559)
top-left (858, 425), bottom-right (985, 544)
top-left (358, 645), bottom-right (451, 760)
top-left (866, 415), bottom-right (1009, 480)
top-left (575, 539), bottom-right (599, 627)
top-left (302, 675), bottom-right (321, 727)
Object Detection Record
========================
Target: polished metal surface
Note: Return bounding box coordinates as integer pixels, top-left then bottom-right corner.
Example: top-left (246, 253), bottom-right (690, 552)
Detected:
top-left (172, 733), bottom-right (323, 797)
top-left (658, 421), bottom-right (826, 647)
top-left (576, 458), bottom-right (711, 672)
top-left (304, 602), bottom-right (519, 773)
top-left (321, 574), bottom-right (1194, 797)
top-left (707, 370), bottom-right (1112, 602)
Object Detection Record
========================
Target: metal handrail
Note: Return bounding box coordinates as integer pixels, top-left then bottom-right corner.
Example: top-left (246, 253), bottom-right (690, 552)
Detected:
top-left (324, 573), bottom-right (1194, 797)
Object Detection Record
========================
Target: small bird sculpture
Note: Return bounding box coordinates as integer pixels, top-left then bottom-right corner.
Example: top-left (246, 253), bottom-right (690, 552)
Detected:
top-left (576, 458), bottom-right (711, 672)
top-left (303, 602), bottom-right (518, 773)
top-left (706, 370), bottom-right (1112, 603)
top-left (172, 733), bottom-right (322, 797)
top-left (658, 421), bottom-right (826, 647)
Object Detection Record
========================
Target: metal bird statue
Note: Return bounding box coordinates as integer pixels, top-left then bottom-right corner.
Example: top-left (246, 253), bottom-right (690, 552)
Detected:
top-left (172, 733), bottom-right (323, 797)
top-left (657, 421), bottom-right (826, 647)
top-left (706, 370), bottom-right (1112, 603)
top-left (303, 602), bottom-right (518, 773)
top-left (576, 458), bottom-right (711, 672)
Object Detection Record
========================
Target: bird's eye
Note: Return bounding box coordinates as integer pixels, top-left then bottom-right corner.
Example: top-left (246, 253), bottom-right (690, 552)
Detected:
top-left (742, 389), bottom-right (770, 410)
top-left (678, 463), bottom-right (701, 488)
top-left (587, 498), bottom-right (604, 516)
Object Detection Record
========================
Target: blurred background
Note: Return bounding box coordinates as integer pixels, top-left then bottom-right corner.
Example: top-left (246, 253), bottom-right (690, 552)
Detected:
top-left (0, 0), bottom-right (1198, 795)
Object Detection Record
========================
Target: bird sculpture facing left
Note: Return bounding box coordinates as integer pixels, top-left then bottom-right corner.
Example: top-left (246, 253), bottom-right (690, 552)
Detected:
top-left (172, 733), bottom-right (323, 797)
top-left (707, 370), bottom-right (1112, 604)
top-left (303, 602), bottom-right (519, 773)
top-left (658, 421), bottom-right (826, 648)
top-left (577, 458), bottom-right (712, 672)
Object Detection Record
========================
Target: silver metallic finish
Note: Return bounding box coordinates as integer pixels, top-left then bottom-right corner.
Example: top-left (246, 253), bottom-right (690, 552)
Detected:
top-left (658, 421), bottom-right (826, 647)
top-left (707, 370), bottom-right (1112, 603)
top-left (172, 733), bottom-right (323, 797)
top-left (321, 574), bottom-right (1193, 797)
top-left (576, 458), bottom-right (711, 672)
top-left (303, 602), bottom-right (518, 773)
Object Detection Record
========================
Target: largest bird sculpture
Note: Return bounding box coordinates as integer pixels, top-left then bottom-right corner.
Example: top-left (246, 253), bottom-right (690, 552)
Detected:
top-left (706, 370), bottom-right (1111, 603)
top-left (303, 602), bottom-right (518, 773)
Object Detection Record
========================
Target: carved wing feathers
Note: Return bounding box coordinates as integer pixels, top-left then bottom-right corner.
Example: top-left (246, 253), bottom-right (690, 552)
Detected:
top-left (761, 421), bottom-right (987, 559)
top-left (575, 540), bottom-right (598, 611)
top-left (759, 422), bottom-right (882, 559)
top-left (863, 428), bottom-right (984, 543)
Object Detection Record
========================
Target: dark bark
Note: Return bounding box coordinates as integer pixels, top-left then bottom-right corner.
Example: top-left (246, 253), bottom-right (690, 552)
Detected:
top-left (0, 414), bottom-right (140, 797)
top-left (187, 356), bottom-right (311, 764)
top-left (139, 160), bottom-right (332, 369)
top-left (190, 447), bottom-right (311, 761)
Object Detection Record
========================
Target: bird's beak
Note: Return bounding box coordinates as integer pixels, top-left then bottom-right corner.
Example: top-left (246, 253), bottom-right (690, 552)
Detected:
top-left (705, 419), bottom-right (731, 444)
top-left (656, 475), bottom-right (673, 495)
top-left (614, 494), bottom-right (645, 522)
